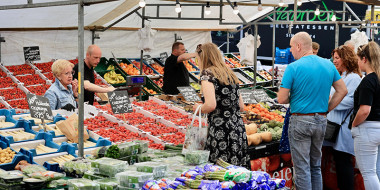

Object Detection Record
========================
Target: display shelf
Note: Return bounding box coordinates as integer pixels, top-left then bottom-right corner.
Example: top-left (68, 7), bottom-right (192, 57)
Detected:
top-left (233, 68), bottom-right (255, 85)
top-left (129, 59), bottom-right (160, 76)
top-left (183, 60), bottom-right (199, 72)
top-left (240, 67), bottom-right (271, 86)
top-left (0, 98), bottom-right (11, 109)
top-left (5, 64), bottom-right (35, 75)
top-left (34, 61), bottom-right (53, 73)
top-left (109, 58), bottom-right (140, 76)
top-left (25, 84), bottom-right (50, 96)
top-left (151, 58), bottom-right (165, 74)
top-left (248, 141), bottom-right (280, 160)
top-left (224, 54), bottom-right (245, 68)
top-left (15, 74), bottom-right (46, 86)
top-left (96, 67), bottom-right (128, 88)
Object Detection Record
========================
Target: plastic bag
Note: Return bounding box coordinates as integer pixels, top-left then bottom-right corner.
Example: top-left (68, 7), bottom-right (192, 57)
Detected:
top-left (30, 171), bottom-right (65, 181)
top-left (182, 105), bottom-right (208, 154)
top-left (20, 164), bottom-right (46, 175)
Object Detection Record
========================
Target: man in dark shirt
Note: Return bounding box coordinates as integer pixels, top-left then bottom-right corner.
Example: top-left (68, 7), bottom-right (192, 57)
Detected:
top-left (73, 45), bottom-right (115, 105)
top-left (162, 42), bottom-right (198, 94)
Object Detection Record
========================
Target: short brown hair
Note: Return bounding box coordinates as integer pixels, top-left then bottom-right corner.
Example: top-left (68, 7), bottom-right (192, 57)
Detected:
top-left (172, 42), bottom-right (184, 51)
top-left (332, 45), bottom-right (361, 77)
top-left (312, 42), bottom-right (320, 50)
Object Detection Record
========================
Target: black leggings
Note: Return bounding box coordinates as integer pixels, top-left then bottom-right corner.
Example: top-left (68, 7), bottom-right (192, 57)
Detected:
top-left (332, 149), bottom-right (354, 190)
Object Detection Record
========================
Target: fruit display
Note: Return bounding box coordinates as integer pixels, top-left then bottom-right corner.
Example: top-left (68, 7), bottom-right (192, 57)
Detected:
top-left (115, 112), bottom-right (155, 125)
top-left (7, 99), bottom-right (29, 109)
top-left (259, 70), bottom-right (274, 80)
top-left (36, 124), bottom-right (63, 136)
top-left (131, 60), bottom-right (156, 75)
top-left (0, 88), bottom-right (26, 100)
top-left (143, 87), bottom-right (158, 95)
top-left (0, 130), bottom-right (35, 141)
top-left (151, 62), bottom-right (164, 74)
top-left (225, 60), bottom-right (234, 68)
top-left (95, 126), bottom-right (141, 143)
top-left (0, 70), bottom-right (6, 78)
top-left (0, 147), bottom-right (16, 164)
top-left (0, 103), bottom-right (5, 109)
top-left (84, 116), bottom-right (119, 131)
top-left (26, 84), bottom-right (50, 96)
top-left (225, 56), bottom-right (244, 68)
top-left (43, 72), bottom-right (55, 82)
top-left (243, 70), bottom-right (266, 82)
top-left (244, 103), bottom-right (284, 122)
top-left (136, 123), bottom-right (178, 136)
top-left (35, 62), bottom-right (53, 73)
top-left (159, 132), bottom-right (185, 145)
top-left (152, 78), bottom-right (163, 88)
top-left (103, 70), bottom-right (126, 84)
top-left (48, 154), bottom-right (76, 165)
top-left (120, 62), bottom-right (139, 75)
top-left (16, 74), bottom-right (46, 85)
top-left (6, 64), bottom-right (35, 75)
top-left (0, 77), bottom-right (16, 88)
top-left (190, 82), bottom-right (200, 91)
top-left (183, 61), bottom-right (197, 72)
top-left (189, 58), bottom-right (199, 67)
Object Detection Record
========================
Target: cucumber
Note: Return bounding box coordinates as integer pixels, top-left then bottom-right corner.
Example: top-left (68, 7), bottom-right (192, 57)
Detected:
top-left (165, 145), bottom-right (183, 150)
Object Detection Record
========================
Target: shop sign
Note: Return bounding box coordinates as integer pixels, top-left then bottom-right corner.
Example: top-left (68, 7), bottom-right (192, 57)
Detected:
top-left (240, 89), bottom-right (258, 104)
top-left (160, 52), bottom-right (168, 63)
top-left (253, 89), bottom-right (271, 102)
top-left (143, 54), bottom-right (154, 65)
top-left (23, 46), bottom-right (41, 61)
top-left (26, 93), bottom-right (53, 121)
top-left (177, 86), bottom-right (201, 102)
top-left (107, 91), bottom-right (133, 114)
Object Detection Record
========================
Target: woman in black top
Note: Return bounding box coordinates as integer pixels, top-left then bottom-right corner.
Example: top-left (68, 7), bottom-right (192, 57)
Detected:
top-left (351, 41), bottom-right (380, 189)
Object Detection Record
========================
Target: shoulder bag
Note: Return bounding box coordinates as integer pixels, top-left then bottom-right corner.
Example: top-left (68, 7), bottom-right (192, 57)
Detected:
top-left (324, 109), bottom-right (353, 143)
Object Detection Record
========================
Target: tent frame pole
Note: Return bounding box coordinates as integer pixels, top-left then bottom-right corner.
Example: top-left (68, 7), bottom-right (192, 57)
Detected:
top-left (78, 0), bottom-right (85, 158)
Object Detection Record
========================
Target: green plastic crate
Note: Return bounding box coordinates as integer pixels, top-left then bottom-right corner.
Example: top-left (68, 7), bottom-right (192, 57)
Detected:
top-left (94, 57), bottom-right (113, 73)
top-left (142, 77), bottom-right (163, 96)
top-left (97, 67), bottom-right (128, 87)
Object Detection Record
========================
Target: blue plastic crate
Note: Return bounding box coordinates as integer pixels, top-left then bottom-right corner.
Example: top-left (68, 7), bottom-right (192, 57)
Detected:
top-left (0, 141), bottom-right (33, 171)
top-left (0, 119), bottom-right (45, 145)
top-left (67, 137), bottom-right (111, 150)
top-left (275, 47), bottom-right (291, 65)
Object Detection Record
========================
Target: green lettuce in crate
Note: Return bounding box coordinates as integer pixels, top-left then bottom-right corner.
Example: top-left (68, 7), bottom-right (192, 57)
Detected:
top-left (118, 142), bottom-right (140, 157)
top-left (91, 157), bottom-right (128, 177)
top-left (184, 150), bottom-right (210, 165)
top-left (68, 178), bottom-right (100, 190)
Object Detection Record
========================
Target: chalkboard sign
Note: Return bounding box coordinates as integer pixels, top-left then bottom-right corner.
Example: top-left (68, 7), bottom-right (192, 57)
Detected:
top-left (107, 91), bottom-right (133, 114)
top-left (160, 52), bottom-right (168, 63)
top-left (177, 86), bottom-right (201, 102)
top-left (23, 46), bottom-right (41, 61)
top-left (240, 89), bottom-right (258, 104)
top-left (143, 54), bottom-right (154, 65)
top-left (253, 89), bottom-right (272, 102)
top-left (26, 93), bottom-right (53, 121)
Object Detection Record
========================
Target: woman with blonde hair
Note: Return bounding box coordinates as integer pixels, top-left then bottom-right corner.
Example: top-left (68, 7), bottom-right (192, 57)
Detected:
top-left (351, 41), bottom-right (380, 189)
top-left (193, 43), bottom-right (250, 168)
top-left (44, 59), bottom-right (78, 110)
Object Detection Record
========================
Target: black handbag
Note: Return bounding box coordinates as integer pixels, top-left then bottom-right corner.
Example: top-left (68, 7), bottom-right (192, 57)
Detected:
top-left (324, 109), bottom-right (353, 142)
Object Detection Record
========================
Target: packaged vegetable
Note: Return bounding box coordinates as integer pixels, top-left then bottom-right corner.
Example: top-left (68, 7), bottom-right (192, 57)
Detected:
top-left (47, 179), bottom-right (69, 188)
top-left (105, 145), bottom-right (120, 159)
top-left (271, 178), bottom-right (286, 189)
top-left (220, 181), bottom-right (235, 190)
top-left (250, 171), bottom-right (270, 184)
top-left (68, 178), bottom-right (100, 190)
top-left (136, 140), bottom-right (149, 154)
top-left (184, 150), bottom-right (210, 165)
top-left (142, 180), bottom-right (160, 190)
top-left (115, 171), bottom-right (154, 188)
top-left (118, 155), bottom-right (137, 165)
top-left (83, 170), bottom-right (108, 180)
top-left (95, 178), bottom-right (118, 190)
top-left (137, 154), bottom-right (152, 162)
top-left (185, 179), bottom-right (221, 190)
top-left (91, 157), bottom-right (128, 177)
top-left (135, 162), bottom-right (167, 179)
top-left (30, 171), bottom-right (65, 181)
top-left (181, 169), bottom-right (203, 180)
top-left (203, 164), bottom-right (225, 172)
top-left (224, 169), bottom-right (251, 183)
top-left (20, 164), bottom-right (46, 175)
top-left (118, 142), bottom-right (140, 157)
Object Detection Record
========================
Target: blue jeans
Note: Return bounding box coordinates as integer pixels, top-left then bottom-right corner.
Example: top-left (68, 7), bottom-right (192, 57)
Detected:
top-left (352, 121), bottom-right (380, 190)
top-left (288, 114), bottom-right (326, 190)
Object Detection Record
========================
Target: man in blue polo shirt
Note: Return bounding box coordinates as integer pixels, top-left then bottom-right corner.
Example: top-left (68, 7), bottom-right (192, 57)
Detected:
top-left (277, 32), bottom-right (347, 190)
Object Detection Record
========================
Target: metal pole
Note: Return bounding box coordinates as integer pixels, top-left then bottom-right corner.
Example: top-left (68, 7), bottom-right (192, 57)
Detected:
top-left (139, 7), bottom-right (145, 101)
top-left (0, 34), bottom-right (4, 62)
top-left (253, 24), bottom-right (258, 87)
top-left (293, 0), bottom-right (297, 22)
top-left (371, 5), bottom-right (375, 41)
top-left (272, 10), bottom-right (276, 87)
top-left (227, 32), bottom-right (230, 53)
top-left (335, 23), bottom-right (339, 48)
top-left (78, 0), bottom-right (85, 158)
top-left (91, 30), bottom-right (95, 45)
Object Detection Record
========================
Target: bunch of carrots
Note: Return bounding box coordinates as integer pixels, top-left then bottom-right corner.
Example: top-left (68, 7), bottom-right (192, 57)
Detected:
top-left (244, 103), bottom-right (284, 122)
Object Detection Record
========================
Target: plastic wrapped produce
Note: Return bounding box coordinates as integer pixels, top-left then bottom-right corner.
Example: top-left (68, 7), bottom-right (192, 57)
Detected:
top-left (221, 181), bottom-right (235, 190)
top-left (115, 171), bottom-right (154, 189)
top-left (91, 157), bottom-right (128, 177)
top-left (95, 178), bottom-right (118, 190)
top-left (47, 179), bottom-right (69, 188)
top-left (271, 178), bottom-right (286, 189)
top-left (118, 142), bottom-right (140, 157)
top-left (249, 171), bottom-right (270, 184)
top-left (184, 150), bottom-right (210, 165)
top-left (185, 179), bottom-right (221, 190)
top-left (30, 171), bottom-right (65, 181)
top-left (135, 162), bottom-right (167, 179)
top-left (137, 154), bottom-right (152, 162)
top-left (181, 169), bottom-right (203, 180)
top-left (20, 164), bottom-right (47, 175)
top-left (68, 178), bottom-right (100, 190)
top-left (83, 170), bottom-right (108, 180)
top-left (136, 140), bottom-right (149, 154)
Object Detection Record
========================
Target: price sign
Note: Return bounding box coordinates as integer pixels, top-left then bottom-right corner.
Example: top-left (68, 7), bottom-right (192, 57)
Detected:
top-left (177, 86), bottom-right (201, 102)
top-left (26, 94), bottom-right (53, 121)
top-left (23, 46), bottom-right (41, 61)
top-left (143, 54), bottom-right (154, 65)
top-left (240, 89), bottom-right (258, 104)
top-left (253, 89), bottom-right (272, 102)
top-left (160, 52), bottom-right (168, 63)
top-left (107, 91), bottom-right (133, 114)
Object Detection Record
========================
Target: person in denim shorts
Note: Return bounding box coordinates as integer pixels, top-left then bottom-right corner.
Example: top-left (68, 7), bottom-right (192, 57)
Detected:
top-left (277, 31), bottom-right (348, 190)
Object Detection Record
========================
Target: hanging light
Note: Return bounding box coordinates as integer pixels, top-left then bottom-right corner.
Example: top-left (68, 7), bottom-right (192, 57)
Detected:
top-left (139, 0), bottom-right (146, 7)
top-left (205, 2), bottom-right (211, 15)
top-left (297, 0), bottom-right (302, 6)
top-left (315, 5), bottom-right (320, 16)
top-left (348, 15), bottom-right (352, 25)
top-left (175, 0), bottom-right (181, 13)
top-left (233, 2), bottom-right (239, 15)
top-left (279, 0), bottom-right (284, 7)
top-left (258, 0), bottom-right (263, 11)
top-left (331, 12), bottom-right (336, 22)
